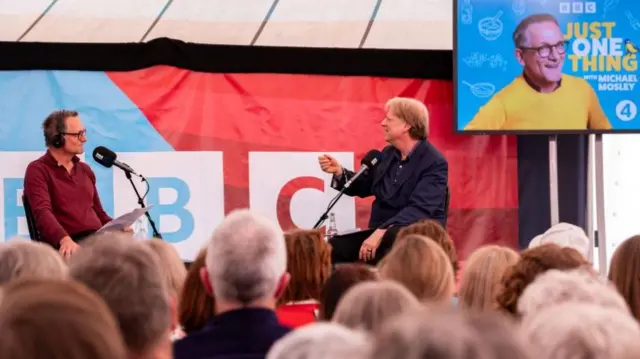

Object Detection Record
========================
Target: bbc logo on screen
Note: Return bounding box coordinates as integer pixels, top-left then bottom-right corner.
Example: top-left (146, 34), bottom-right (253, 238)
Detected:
top-left (559, 2), bottom-right (596, 14)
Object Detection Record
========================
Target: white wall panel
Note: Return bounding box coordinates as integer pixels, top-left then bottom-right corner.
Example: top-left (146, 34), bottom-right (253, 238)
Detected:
top-left (364, 0), bottom-right (453, 50)
top-left (146, 0), bottom-right (275, 45)
top-left (256, 0), bottom-right (376, 48)
top-left (21, 0), bottom-right (167, 42)
top-left (0, 0), bottom-right (51, 41)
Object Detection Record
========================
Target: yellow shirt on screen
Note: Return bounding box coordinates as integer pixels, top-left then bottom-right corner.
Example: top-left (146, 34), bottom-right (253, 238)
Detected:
top-left (463, 74), bottom-right (612, 130)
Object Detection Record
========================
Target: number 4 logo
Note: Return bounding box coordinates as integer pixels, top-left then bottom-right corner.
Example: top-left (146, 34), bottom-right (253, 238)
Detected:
top-left (616, 100), bottom-right (638, 122)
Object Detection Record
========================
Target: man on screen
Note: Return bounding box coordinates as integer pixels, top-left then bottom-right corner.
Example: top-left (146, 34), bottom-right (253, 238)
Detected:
top-left (24, 110), bottom-right (113, 259)
top-left (318, 97), bottom-right (448, 264)
top-left (464, 13), bottom-right (612, 131)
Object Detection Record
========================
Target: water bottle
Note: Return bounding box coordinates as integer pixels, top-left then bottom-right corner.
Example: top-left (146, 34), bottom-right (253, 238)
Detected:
top-left (326, 213), bottom-right (338, 240)
top-left (132, 215), bottom-right (149, 240)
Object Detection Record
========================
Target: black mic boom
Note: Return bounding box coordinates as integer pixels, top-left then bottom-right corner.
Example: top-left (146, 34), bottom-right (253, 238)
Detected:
top-left (92, 146), bottom-right (141, 177)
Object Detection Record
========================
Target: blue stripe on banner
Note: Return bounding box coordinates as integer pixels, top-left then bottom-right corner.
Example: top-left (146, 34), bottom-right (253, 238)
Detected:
top-left (0, 70), bottom-right (175, 217)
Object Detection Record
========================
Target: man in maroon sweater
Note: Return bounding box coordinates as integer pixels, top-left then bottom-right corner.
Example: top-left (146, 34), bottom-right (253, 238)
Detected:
top-left (24, 110), bottom-right (113, 259)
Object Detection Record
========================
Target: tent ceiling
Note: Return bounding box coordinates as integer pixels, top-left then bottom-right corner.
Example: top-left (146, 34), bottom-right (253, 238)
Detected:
top-left (0, 0), bottom-right (452, 49)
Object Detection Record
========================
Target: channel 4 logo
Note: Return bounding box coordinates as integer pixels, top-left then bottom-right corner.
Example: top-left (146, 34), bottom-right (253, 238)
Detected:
top-left (559, 2), bottom-right (597, 14)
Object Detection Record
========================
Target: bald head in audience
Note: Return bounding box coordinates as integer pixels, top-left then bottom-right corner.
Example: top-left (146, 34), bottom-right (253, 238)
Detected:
top-left (0, 238), bottom-right (67, 285)
top-left (0, 278), bottom-right (127, 359)
top-left (68, 233), bottom-right (172, 359)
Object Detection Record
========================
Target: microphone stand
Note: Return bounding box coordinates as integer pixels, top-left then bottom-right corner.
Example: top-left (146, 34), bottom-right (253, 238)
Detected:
top-left (313, 186), bottom-right (348, 229)
top-left (125, 171), bottom-right (162, 239)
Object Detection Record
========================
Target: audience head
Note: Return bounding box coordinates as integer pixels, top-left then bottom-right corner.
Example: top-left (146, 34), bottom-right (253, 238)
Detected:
top-left (319, 263), bottom-right (378, 320)
top-left (458, 245), bottom-right (519, 311)
top-left (332, 280), bottom-right (420, 332)
top-left (0, 278), bottom-right (127, 359)
top-left (521, 303), bottom-right (640, 359)
top-left (203, 209), bottom-right (288, 310)
top-left (0, 239), bottom-right (67, 285)
top-left (396, 219), bottom-right (458, 275)
top-left (518, 268), bottom-right (629, 318)
top-left (143, 239), bottom-right (187, 300)
top-left (267, 322), bottom-right (369, 359)
top-left (178, 248), bottom-right (216, 334)
top-left (528, 222), bottom-right (590, 260)
top-left (496, 243), bottom-right (590, 315)
top-left (465, 311), bottom-right (534, 359)
top-left (370, 306), bottom-right (492, 359)
top-left (68, 233), bottom-right (172, 358)
top-left (379, 234), bottom-right (455, 303)
top-left (280, 229), bottom-right (331, 304)
top-left (608, 234), bottom-right (640, 321)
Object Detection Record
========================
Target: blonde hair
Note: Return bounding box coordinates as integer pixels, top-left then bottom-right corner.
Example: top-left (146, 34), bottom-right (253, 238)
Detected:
top-left (0, 239), bottom-right (67, 285)
top-left (143, 239), bottom-right (187, 299)
top-left (332, 280), bottom-right (420, 332)
top-left (0, 278), bottom-right (127, 359)
top-left (379, 235), bottom-right (455, 302)
top-left (385, 97), bottom-right (429, 140)
top-left (458, 245), bottom-right (519, 311)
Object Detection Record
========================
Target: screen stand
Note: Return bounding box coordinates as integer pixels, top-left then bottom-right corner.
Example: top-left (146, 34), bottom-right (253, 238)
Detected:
top-left (586, 134), bottom-right (595, 264)
top-left (548, 135), bottom-right (560, 226)
top-left (594, 134), bottom-right (608, 275)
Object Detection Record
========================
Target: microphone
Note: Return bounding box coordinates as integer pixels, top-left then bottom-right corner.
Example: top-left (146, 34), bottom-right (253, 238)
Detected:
top-left (92, 146), bottom-right (142, 178)
top-left (344, 149), bottom-right (383, 189)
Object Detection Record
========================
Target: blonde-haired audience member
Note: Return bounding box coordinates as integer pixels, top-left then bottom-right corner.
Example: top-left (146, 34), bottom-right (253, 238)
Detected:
top-left (496, 243), bottom-right (590, 315)
top-left (528, 222), bottom-right (590, 260)
top-left (178, 249), bottom-right (215, 335)
top-left (332, 280), bottom-right (420, 332)
top-left (318, 263), bottom-right (378, 320)
top-left (69, 233), bottom-right (173, 359)
top-left (608, 234), bottom-right (640, 322)
top-left (370, 306), bottom-right (493, 359)
top-left (266, 323), bottom-right (369, 359)
top-left (396, 219), bottom-right (459, 276)
top-left (518, 268), bottom-right (630, 318)
top-left (143, 239), bottom-right (188, 340)
top-left (379, 234), bottom-right (455, 303)
top-left (277, 229), bottom-right (332, 328)
top-left (458, 245), bottom-right (519, 311)
top-left (0, 238), bottom-right (67, 285)
top-left (0, 278), bottom-right (127, 359)
top-left (521, 303), bottom-right (640, 359)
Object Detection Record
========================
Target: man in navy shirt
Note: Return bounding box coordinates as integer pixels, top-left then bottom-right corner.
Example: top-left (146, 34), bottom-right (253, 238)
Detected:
top-left (174, 209), bottom-right (291, 359)
top-left (24, 110), bottom-right (112, 259)
top-left (318, 97), bottom-right (448, 264)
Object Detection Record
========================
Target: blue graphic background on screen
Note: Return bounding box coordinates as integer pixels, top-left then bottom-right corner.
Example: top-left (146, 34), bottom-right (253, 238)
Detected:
top-left (456, 0), bottom-right (640, 130)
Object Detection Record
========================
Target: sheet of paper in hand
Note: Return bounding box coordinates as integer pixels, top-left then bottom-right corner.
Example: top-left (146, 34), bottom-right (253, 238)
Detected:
top-left (96, 206), bottom-right (153, 234)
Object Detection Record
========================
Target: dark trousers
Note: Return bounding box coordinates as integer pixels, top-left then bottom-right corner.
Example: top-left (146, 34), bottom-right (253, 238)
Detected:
top-left (329, 226), bottom-right (405, 266)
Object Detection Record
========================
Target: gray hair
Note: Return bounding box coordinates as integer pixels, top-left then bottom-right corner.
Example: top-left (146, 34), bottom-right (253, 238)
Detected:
top-left (521, 303), bottom-right (640, 359)
top-left (206, 209), bottom-right (286, 304)
top-left (68, 233), bottom-right (171, 355)
top-left (267, 323), bottom-right (370, 359)
top-left (517, 268), bottom-right (630, 318)
top-left (0, 238), bottom-right (67, 285)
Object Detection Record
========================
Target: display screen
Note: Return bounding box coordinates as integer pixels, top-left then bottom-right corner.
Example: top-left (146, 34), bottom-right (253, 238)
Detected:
top-left (455, 0), bottom-right (640, 134)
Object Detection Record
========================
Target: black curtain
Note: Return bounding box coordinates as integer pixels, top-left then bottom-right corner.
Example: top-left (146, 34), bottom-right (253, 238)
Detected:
top-left (517, 135), bottom-right (589, 249)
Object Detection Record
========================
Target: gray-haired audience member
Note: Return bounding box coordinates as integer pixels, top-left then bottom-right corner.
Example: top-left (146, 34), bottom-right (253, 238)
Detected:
top-left (517, 268), bottom-right (630, 318)
top-left (173, 209), bottom-right (291, 359)
top-left (68, 233), bottom-right (173, 359)
top-left (370, 307), bottom-right (493, 359)
top-left (332, 280), bottom-right (420, 332)
top-left (521, 303), bottom-right (640, 359)
top-left (465, 311), bottom-right (535, 359)
top-left (267, 323), bottom-right (369, 359)
top-left (0, 238), bottom-right (67, 285)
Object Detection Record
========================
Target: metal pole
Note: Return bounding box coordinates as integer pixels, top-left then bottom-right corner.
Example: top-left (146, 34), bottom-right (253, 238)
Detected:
top-left (586, 134), bottom-right (595, 264)
top-left (549, 135), bottom-right (560, 225)
top-left (594, 134), bottom-right (608, 275)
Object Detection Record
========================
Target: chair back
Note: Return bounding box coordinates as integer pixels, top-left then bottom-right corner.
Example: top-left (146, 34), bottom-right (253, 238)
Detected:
top-left (22, 194), bottom-right (41, 242)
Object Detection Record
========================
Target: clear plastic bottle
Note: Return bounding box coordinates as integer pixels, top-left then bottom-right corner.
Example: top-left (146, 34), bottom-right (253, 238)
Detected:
top-left (326, 213), bottom-right (338, 240)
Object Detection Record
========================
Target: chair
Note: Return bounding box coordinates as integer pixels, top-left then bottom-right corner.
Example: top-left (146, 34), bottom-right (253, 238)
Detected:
top-left (22, 194), bottom-right (41, 242)
top-left (443, 185), bottom-right (450, 228)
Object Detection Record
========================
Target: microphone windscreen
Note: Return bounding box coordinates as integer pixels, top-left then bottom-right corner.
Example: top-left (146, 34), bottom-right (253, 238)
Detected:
top-left (92, 146), bottom-right (117, 168)
top-left (361, 149), bottom-right (383, 168)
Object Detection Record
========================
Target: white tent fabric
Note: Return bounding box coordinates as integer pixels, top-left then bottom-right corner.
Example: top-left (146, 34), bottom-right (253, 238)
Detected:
top-left (0, 0), bottom-right (452, 49)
